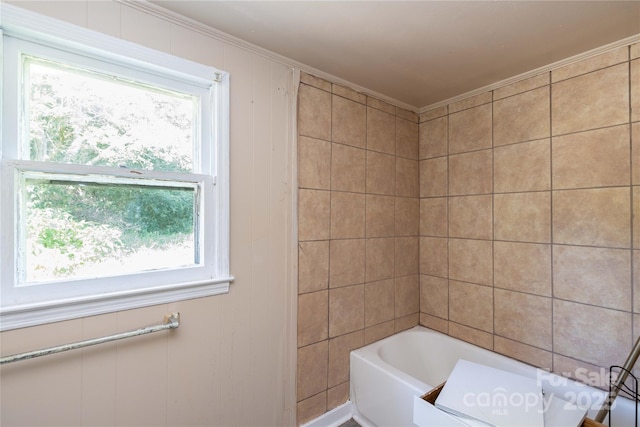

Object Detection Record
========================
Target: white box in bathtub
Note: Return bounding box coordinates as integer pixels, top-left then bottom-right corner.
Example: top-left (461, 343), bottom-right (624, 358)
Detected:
top-left (435, 359), bottom-right (544, 427)
top-left (415, 394), bottom-right (589, 427)
top-left (414, 361), bottom-right (588, 427)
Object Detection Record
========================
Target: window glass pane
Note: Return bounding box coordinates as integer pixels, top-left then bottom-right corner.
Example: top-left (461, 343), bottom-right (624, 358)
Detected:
top-left (21, 174), bottom-right (198, 284)
top-left (26, 57), bottom-right (197, 172)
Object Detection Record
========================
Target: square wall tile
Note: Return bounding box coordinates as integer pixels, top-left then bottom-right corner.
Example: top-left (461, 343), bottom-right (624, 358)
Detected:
top-left (449, 92), bottom-right (492, 114)
top-left (329, 239), bottom-right (365, 288)
top-left (366, 195), bottom-right (395, 238)
top-left (420, 237), bottom-right (448, 278)
top-left (420, 197), bottom-right (448, 237)
top-left (395, 313), bottom-right (419, 332)
top-left (448, 323), bottom-right (493, 351)
top-left (420, 157), bottom-right (448, 197)
top-left (449, 280), bottom-right (493, 332)
top-left (365, 237), bottom-right (395, 282)
top-left (449, 149), bottom-right (492, 196)
top-left (552, 46), bottom-right (629, 83)
top-left (494, 74), bottom-right (550, 100)
top-left (299, 136), bottom-right (331, 190)
top-left (364, 321), bottom-right (395, 345)
top-left (448, 103), bottom-right (492, 154)
top-left (494, 139), bottom-right (550, 193)
top-left (552, 64), bottom-right (629, 135)
top-left (420, 313), bottom-right (449, 334)
top-left (297, 341), bottom-right (328, 400)
top-left (494, 242), bottom-right (551, 296)
top-left (368, 97), bottom-right (395, 115)
top-left (331, 144), bottom-right (366, 193)
top-left (332, 95), bottom-right (366, 148)
top-left (633, 123), bottom-right (640, 185)
top-left (396, 117), bottom-right (419, 159)
top-left (635, 251), bottom-right (640, 313)
top-left (552, 354), bottom-right (609, 388)
top-left (395, 197), bottom-right (419, 237)
top-left (493, 86), bottom-right (550, 146)
top-left (298, 84), bottom-right (331, 141)
top-left (397, 107), bottom-right (419, 123)
top-left (366, 151), bottom-right (396, 196)
top-left (494, 289), bottom-right (552, 350)
top-left (367, 107), bottom-right (395, 154)
top-left (301, 72), bottom-right (332, 91)
top-left (419, 116), bottom-right (448, 159)
top-left (494, 192), bottom-right (551, 243)
top-left (297, 393), bottom-right (326, 426)
top-left (449, 195), bottom-right (493, 240)
top-left (298, 291), bottom-right (328, 347)
top-left (494, 336), bottom-right (552, 371)
top-left (328, 330), bottom-right (364, 388)
top-left (553, 299), bottom-right (631, 368)
top-left (329, 285), bottom-right (364, 337)
top-left (420, 275), bottom-right (448, 319)
top-left (632, 59), bottom-right (639, 123)
top-left (449, 238), bottom-right (493, 286)
top-left (333, 83), bottom-right (366, 103)
top-left (395, 237), bottom-right (419, 277)
top-left (553, 187), bottom-right (630, 248)
top-left (364, 279), bottom-right (395, 327)
top-left (396, 158), bottom-right (419, 197)
top-left (298, 241), bottom-right (329, 294)
top-left (327, 383), bottom-right (350, 412)
top-left (298, 189), bottom-right (330, 241)
top-left (330, 192), bottom-right (365, 239)
top-left (395, 275), bottom-right (419, 317)
top-left (553, 245), bottom-right (631, 311)
top-left (421, 106), bottom-right (448, 122)
top-left (552, 125), bottom-right (630, 189)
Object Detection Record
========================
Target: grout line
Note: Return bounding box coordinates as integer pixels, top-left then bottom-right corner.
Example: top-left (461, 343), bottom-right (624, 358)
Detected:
top-left (628, 49), bottom-right (636, 350)
top-left (549, 70), bottom-right (555, 374)
top-left (491, 89), bottom-right (496, 351)
top-left (445, 107), bottom-right (451, 332)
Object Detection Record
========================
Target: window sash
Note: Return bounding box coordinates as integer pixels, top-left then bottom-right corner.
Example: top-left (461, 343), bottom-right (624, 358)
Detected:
top-left (2, 159), bottom-right (215, 307)
top-left (0, 4), bottom-right (232, 331)
top-left (2, 35), bottom-right (214, 167)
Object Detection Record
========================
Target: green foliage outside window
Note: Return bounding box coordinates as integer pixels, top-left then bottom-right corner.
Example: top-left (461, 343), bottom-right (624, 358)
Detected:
top-left (25, 59), bottom-right (197, 282)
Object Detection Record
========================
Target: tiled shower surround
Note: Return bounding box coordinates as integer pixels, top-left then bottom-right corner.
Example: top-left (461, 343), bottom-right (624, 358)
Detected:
top-left (297, 73), bottom-right (420, 423)
top-left (297, 41), bottom-right (639, 424)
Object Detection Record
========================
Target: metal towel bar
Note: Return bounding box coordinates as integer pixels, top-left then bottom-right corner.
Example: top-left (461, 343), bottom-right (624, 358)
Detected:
top-left (0, 312), bottom-right (180, 365)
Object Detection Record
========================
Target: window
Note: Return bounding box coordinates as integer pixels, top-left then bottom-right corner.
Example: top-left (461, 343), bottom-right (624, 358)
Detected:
top-left (0, 5), bottom-right (231, 330)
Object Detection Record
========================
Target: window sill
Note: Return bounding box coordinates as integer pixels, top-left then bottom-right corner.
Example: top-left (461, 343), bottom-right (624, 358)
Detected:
top-left (0, 276), bottom-right (234, 331)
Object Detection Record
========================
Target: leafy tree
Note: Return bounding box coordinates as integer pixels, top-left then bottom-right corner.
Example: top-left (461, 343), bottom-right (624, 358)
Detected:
top-left (24, 59), bottom-right (197, 280)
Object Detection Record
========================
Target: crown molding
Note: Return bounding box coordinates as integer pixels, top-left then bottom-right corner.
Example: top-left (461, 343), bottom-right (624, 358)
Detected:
top-left (119, 0), bottom-right (418, 112)
top-left (419, 33), bottom-right (640, 114)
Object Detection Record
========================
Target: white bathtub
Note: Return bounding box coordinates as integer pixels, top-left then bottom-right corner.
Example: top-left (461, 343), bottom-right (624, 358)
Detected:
top-left (350, 326), bottom-right (636, 427)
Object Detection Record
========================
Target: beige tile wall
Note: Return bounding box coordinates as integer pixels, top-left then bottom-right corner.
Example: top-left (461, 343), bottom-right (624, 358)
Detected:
top-left (419, 41), bottom-right (640, 380)
top-left (297, 73), bottom-right (420, 424)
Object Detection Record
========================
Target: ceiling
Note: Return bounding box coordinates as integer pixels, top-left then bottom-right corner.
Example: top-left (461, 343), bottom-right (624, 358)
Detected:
top-left (151, 1), bottom-right (640, 109)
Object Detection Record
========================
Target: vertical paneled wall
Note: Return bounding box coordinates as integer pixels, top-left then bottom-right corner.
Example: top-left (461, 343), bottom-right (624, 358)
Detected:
top-left (419, 42), bottom-right (640, 380)
top-left (296, 73), bottom-right (420, 424)
top-left (0, 2), bottom-right (296, 426)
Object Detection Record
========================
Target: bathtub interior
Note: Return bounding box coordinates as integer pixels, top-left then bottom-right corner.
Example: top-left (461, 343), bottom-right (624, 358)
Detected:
top-left (376, 329), bottom-right (534, 387)
top-left (350, 326), bottom-right (637, 427)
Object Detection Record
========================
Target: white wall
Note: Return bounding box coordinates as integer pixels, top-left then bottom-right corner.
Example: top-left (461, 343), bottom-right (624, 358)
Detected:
top-left (0, 1), bottom-right (297, 425)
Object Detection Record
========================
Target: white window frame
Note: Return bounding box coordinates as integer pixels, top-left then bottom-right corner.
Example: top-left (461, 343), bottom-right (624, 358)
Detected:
top-left (0, 4), bottom-right (232, 331)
